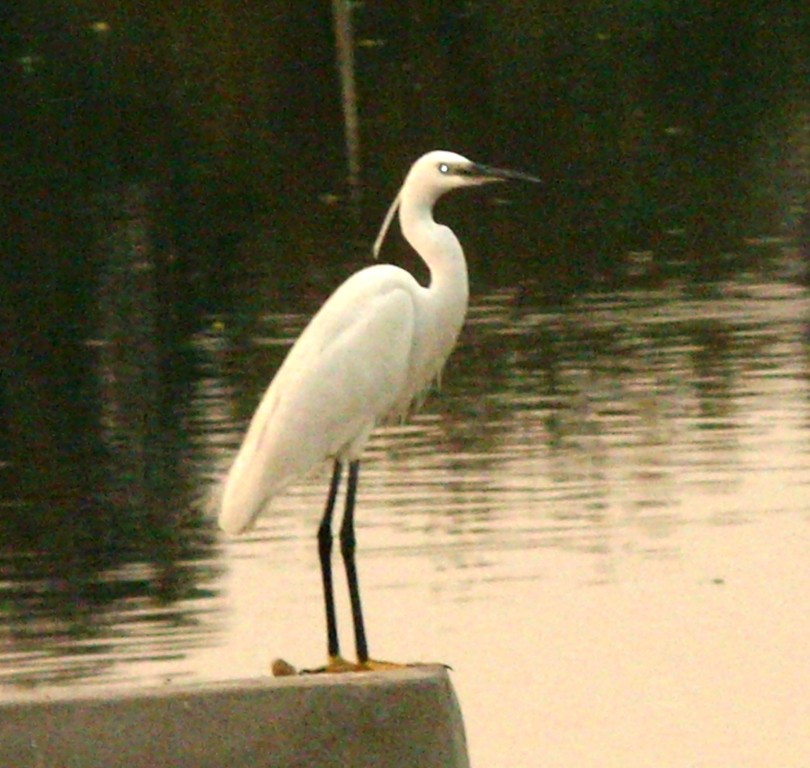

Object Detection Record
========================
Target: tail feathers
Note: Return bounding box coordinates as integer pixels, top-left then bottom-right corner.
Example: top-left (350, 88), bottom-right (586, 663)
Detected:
top-left (218, 431), bottom-right (311, 535)
top-left (219, 482), bottom-right (269, 535)
top-left (218, 447), bottom-right (282, 535)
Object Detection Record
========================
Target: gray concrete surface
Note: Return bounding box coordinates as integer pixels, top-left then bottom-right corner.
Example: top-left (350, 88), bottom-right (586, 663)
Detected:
top-left (0, 665), bottom-right (470, 768)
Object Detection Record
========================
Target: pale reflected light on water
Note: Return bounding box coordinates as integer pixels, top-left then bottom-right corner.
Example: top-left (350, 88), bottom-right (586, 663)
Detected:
top-left (3, 274), bottom-right (810, 767)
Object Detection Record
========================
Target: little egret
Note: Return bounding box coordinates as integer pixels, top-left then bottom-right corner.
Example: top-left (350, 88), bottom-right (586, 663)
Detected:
top-left (220, 150), bottom-right (539, 671)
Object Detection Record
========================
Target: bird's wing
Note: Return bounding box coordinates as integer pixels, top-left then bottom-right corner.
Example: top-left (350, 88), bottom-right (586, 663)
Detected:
top-left (219, 269), bottom-right (417, 534)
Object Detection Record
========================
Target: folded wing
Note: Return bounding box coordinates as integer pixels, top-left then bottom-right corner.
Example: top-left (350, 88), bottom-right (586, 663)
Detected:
top-left (220, 269), bottom-right (417, 534)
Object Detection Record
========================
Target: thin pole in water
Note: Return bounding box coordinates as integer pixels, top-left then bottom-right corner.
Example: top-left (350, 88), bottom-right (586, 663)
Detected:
top-left (332, 0), bottom-right (361, 200)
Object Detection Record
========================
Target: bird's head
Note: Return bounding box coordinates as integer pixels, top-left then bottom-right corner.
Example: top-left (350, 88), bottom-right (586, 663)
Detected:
top-left (407, 150), bottom-right (541, 195)
top-left (373, 150), bottom-right (540, 257)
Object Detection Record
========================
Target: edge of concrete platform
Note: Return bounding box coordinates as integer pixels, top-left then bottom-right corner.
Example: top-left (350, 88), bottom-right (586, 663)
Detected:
top-left (0, 665), bottom-right (470, 768)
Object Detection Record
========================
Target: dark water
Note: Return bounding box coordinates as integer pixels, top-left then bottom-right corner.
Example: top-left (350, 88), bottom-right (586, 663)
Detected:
top-left (1, 4), bottom-right (809, 766)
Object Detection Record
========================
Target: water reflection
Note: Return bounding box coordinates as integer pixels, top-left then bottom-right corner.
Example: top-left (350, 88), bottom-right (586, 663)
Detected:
top-left (0, 183), bottom-right (224, 688)
top-left (225, 276), bottom-right (810, 573)
top-left (5, 210), bottom-right (808, 689)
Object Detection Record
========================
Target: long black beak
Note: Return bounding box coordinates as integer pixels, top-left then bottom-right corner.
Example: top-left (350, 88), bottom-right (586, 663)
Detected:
top-left (469, 163), bottom-right (542, 184)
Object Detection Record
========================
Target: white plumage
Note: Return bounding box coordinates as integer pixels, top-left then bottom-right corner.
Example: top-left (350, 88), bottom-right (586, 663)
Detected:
top-left (220, 150), bottom-right (474, 534)
top-left (218, 149), bottom-right (539, 668)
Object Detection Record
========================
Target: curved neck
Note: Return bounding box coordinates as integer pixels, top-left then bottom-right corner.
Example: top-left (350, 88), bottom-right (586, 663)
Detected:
top-left (397, 191), bottom-right (470, 376)
top-left (398, 193), bottom-right (468, 293)
top-left (392, 179), bottom-right (471, 396)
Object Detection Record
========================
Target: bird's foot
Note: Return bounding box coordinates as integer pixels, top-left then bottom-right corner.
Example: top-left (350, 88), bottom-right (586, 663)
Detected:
top-left (356, 658), bottom-right (410, 671)
top-left (272, 656), bottom-right (450, 677)
top-left (322, 655), bottom-right (361, 673)
top-left (308, 657), bottom-right (449, 674)
top-left (287, 654), bottom-right (359, 675)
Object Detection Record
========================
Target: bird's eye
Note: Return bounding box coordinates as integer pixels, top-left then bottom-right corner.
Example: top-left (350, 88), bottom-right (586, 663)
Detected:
top-left (438, 163), bottom-right (450, 174)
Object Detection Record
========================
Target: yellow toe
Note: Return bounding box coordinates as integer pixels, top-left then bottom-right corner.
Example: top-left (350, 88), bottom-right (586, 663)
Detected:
top-left (299, 655), bottom-right (449, 675)
top-left (357, 658), bottom-right (409, 671)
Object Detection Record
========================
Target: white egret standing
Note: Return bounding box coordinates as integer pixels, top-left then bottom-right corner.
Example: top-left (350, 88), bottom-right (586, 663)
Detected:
top-left (220, 150), bottom-right (539, 671)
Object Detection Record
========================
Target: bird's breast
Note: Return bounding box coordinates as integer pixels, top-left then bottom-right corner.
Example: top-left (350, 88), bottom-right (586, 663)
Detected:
top-left (389, 283), bottom-right (468, 418)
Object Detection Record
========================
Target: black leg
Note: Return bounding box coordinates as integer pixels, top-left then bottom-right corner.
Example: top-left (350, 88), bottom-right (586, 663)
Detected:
top-left (318, 461), bottom-right (342, 660)
top-left (340, 460), bottom-right (369, 664)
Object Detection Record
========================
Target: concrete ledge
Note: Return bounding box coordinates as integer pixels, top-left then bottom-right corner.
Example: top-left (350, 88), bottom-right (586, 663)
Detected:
top-left (0, 665), bottom-right (470, 768)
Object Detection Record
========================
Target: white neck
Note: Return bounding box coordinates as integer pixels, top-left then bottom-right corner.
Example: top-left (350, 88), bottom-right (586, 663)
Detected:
top-left (397, 187), bottom-right (470, 388)
top-left (398, 191), bottom-right (469, 294)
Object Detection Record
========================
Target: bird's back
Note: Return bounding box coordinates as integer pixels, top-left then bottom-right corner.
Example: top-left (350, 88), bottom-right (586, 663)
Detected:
top-left (219, 264), bottom-right (421, 534)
